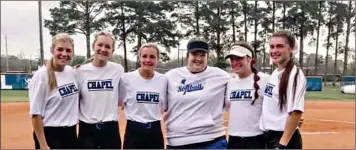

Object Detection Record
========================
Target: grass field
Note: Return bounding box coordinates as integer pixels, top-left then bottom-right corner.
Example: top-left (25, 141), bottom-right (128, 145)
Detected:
top-left (0, 86), bottom-right (354, 102)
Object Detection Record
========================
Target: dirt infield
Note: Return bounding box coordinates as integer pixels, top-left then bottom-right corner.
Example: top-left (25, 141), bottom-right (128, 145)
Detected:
top-left (1, 100), bottom-right (355, 149)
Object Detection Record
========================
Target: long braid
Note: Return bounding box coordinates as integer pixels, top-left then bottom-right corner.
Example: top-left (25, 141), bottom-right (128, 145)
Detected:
top-left (251, 63), bottom-right (260, 105)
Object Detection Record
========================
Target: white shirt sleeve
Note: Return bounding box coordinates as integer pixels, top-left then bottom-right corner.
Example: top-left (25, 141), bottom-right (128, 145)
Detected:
top-left (160, 77), bottom-right (169, 112)
top-left (224, 81), bottom-right (231, 112)
top-left (118, 75), bottom-right (127, 107)
top-left (28, 71), bottom-right (47, 116)
top-left (287, 68), bottom-right (307, 113)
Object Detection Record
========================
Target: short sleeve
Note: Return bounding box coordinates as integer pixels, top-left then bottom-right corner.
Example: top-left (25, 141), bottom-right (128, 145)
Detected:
top-left (160, 77), bottom-right (169, 112)
top-left (28, 71), bottom-right (47, 117)
top-left (224, 81), bottom-right (231, 112)
top-left (118, 75), bottom-right (127, 106)
top-left (287, 69), bottom-right (306, 113)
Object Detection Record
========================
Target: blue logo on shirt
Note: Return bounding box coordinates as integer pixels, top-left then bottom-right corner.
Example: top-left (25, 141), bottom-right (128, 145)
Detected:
top-left (58, 83), bottom-right (79, 98)
top-left (230, 89), bottom-right (253, 101)
top-left (87, 79), bottom-right (114, 91)
top-left (177, 79), bottom-right (204, 95)
top-left (136, 92), bottom-right (160, 104)
top-left (264, 83), bottom-right (275, 97)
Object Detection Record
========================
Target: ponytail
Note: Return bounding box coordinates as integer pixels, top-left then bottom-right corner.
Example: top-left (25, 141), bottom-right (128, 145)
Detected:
top-left (278, 55), bottom-right (299, 112)
top-left (47, 57), bottom-right (57, 92)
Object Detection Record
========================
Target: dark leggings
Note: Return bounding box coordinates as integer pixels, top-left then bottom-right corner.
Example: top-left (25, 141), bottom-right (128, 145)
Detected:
top-left (33, 125), bottom-right (78, 149)
top-left (264, 129), bottom-right (303, 149)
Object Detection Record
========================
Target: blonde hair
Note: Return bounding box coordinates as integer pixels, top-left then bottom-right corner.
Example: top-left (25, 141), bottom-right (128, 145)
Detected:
top-left (48, 33), bottom-right (74, 92)
top-left (138, 43), bottom-right (160, 59)
top-left (92, 31), bottom-right (116, 51)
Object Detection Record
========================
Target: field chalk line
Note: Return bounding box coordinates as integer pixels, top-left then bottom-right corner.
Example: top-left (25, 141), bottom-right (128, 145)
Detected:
top-left (224, 119), bottom-right (355, 124)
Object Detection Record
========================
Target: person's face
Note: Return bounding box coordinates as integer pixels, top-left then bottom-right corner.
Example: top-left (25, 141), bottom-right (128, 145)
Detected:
top-left (229, 55), bottom-right (252, 75)
top-left (269, 36), bottom-right (293, 65)
top-left (93, 35), bottom-right (114, 62)
top-left (187, 50), bottom-right (208, 72)
top-left (51, 40), bottom-right (74, 66)
top-left (140, 47), bottom-right (158, 71)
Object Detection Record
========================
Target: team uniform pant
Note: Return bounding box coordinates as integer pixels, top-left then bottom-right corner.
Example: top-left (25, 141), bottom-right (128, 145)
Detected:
top-left (77, 120), bottom-right (121, 149)
top-left (227, 134), bottom-right (265, 149)
top-left (123, 120), bottom-right (164, 149)
top-left (264, 129), bottom-right (302, 149)
top-left (33, 125), bottom-right (78, 149)
top-left (166, 135), bottom-right (227, 149)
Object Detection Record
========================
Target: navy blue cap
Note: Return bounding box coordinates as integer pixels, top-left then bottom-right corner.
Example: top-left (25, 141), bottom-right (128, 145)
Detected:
top-left (187, 39), bottom-right (209, 53)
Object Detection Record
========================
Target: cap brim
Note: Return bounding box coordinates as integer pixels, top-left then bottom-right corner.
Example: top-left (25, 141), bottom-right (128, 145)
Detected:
top-left (189, 48), bottom-right (209, 53)
top-left (225, 52), bottom-right (248, 59)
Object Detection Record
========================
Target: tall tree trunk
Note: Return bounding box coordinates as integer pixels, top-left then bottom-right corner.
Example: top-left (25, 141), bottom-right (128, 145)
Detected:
top-left (314, 1), bottom-right (322, 75)
top-left (272, 1), bottom-right (275, 32)
top-left (254, 1), bottom-right (258, 61)
top-left (232, 6), bottom-right (236, 42)
top-left (217, 6), bottom-right (221, 61)
top-left (333, 25), bottom-right (340, 87)
top-left (299, 2), bottom-right (305, 69)
top-left (283, 2), bottom-right (286, 29)
top-left (271, 1), bottom-right (276, 72)
top-left (343, 0), bottom-right (352, 76)
top-left (121, 4), bottom-right (128, 72)
top-left (136, 6), bottom-right (142, 69)
top-left (243, 2), bottom-right (248, 41)
top-left (195, 1), bottom-right (200, 36)
top-left (85, 1), bottom-right (91, 59)
top-left (299, 24), bottom-right (304, 69)
top-left (324, 14), bottom-right (332, 86)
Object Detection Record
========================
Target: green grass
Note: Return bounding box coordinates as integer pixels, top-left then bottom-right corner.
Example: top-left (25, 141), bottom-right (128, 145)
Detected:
top-left (0, 87), bottom-right (354, 103)
top-left (1, 90), bottom-right (29, 102)
top-left (305, 86), bottom-right (355, 101)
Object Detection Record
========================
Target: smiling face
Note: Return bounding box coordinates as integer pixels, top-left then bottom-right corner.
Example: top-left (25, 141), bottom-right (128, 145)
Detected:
top-left (51, 40), bottom-right (74, 67)
top-left (229, 55), bottom-right (252, 75)
top-left (269, 36), bottom-right (293, 65)
top-left (187, 50), bottom-right (208, 73)
top-left (139, 46), bottom-right (159, 71)
top-left (92, 35), bottom-right (114, 62)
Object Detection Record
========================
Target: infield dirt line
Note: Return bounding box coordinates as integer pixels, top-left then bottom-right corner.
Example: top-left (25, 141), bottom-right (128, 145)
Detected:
top-left (224, 119), bottom-right (355, 124)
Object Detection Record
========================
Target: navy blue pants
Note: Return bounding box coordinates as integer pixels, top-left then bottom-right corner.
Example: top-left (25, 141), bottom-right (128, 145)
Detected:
top-left (264, 129), bottom-right (302, 149)
top-left (77, 120), bottom-right (121, 149)
top-left (227, 134), bottom-right (265, 149)
top-left (123, 120), bottom-right (164, 149)
top-left (166, 135), bottom-right (227, 149)
top-left (33, 125), bottom-right (78, 149)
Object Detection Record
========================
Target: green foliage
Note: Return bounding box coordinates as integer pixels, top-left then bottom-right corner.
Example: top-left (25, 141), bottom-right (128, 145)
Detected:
top-left (44, 1), bottom-right (108, 58)
top-left (70, 55), bottom-right (86, 67)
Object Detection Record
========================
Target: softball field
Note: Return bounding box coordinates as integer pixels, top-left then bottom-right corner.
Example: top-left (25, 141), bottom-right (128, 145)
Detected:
top-left (1, 100), bottom-right (354, 149)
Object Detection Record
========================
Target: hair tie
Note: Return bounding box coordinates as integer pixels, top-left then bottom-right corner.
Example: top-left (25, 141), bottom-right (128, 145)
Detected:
top-left (251, 59), bottom-right (256, 65)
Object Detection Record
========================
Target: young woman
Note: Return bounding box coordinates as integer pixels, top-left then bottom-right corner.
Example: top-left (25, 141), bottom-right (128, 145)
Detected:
top-left (119, 43), bottom-right (166, 149)
top-left (29, 33), bottom-right (79, 149)
top-left (224, 42), bottom-right (270, 149)
top-left (259, 30), bottom-right (306, 149)
top-left (75, 31), bottom-right (124, 149)
top-left (163, 39), bottom-right (231, 149)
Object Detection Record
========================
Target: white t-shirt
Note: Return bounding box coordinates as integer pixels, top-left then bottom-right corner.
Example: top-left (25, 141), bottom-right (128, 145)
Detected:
top-left (259, 66), bottom-right (306, 131)
top-left (29, 65), bottom-right (79, 127)
top-left (163, 66), bottom-right (231, 146)
top-left (226, 72), bottom-right (270, 137)
top-left (119, 69), bottom-right (168, 123)
top-left (75, 61), bottom-right (124, 123)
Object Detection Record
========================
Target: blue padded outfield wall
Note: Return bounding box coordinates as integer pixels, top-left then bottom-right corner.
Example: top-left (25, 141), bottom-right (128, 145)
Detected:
top-left (0, 73), bottom-right (353, 91)
top-left (1, 74), bottom-right (33, 90)
top-left (306, 76), bottom-right (323, 91)
top-left (342, 76), bottom-right (356, 85)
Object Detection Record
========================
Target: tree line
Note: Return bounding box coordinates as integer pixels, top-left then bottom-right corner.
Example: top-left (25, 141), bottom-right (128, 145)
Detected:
top-left (6, 1), bottom-right (356, 85)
